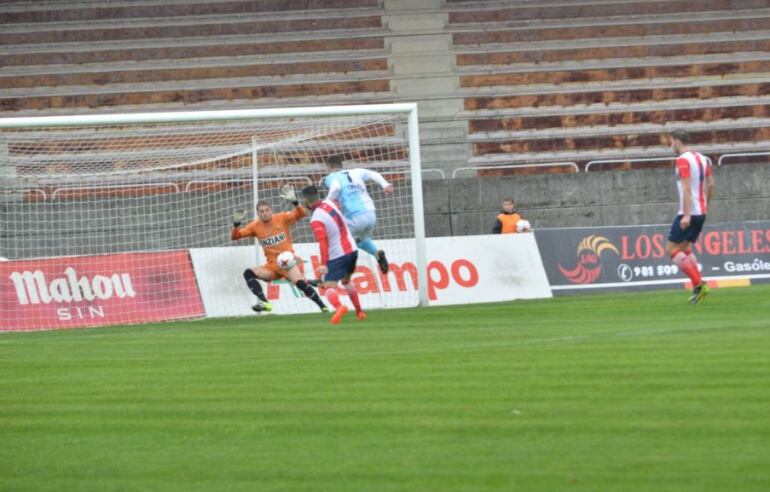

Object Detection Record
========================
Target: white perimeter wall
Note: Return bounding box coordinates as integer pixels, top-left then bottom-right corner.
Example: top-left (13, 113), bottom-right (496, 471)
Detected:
top-left (190, 234), bottom-right (551, 317)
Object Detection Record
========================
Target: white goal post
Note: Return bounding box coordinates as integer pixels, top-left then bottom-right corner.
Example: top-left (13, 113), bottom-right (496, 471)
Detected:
top-left (0, 103), bottom-right (429, 330)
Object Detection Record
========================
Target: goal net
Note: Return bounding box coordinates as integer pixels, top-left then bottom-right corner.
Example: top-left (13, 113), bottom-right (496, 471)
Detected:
top-left (0, 104), bottom-right (427, 331)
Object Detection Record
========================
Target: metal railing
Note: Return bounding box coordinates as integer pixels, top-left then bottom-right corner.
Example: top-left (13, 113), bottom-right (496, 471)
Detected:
top-left (422, 168), bottom-right (446, 179)
top-left (51, 182), bottom-right (180, 199)
top-left (585, 155), bottom-right (720, 172)
top-left (717, 151), bottom-right (770, 167)
top-left (18, 149), bottom-right (770, 202)
top-left (29, 189), bottom-right (47, 200)
top-left (184, 176), bottom-right (312, 193)
top-left (451, 162), bottom-right (579, 179)
top-left (584, 157), bottom-right (675, 173)
top-left (2, 189), bottom-right (48, 200)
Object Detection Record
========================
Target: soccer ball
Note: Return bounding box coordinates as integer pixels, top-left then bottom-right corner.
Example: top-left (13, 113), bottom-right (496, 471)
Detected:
top-left (276, 251), bottom-right (297, 270)
top-left (516, 219), bottom-right (531, 233)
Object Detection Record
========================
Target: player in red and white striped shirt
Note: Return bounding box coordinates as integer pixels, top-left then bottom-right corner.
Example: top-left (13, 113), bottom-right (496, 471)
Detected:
top-left (665, 130), bottom-right (715, 304)
top-left (300, 185), bottom-right (365, 324)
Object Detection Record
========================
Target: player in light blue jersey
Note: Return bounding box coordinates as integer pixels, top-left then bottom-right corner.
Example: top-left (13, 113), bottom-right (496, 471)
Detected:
top-left (322, 155), bottom-right (393, 273)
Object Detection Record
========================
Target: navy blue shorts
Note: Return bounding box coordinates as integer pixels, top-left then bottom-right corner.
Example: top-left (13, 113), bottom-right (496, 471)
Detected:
top-left (668, 215), bottom-right (706, 243)
top-left (325, 251), bottom-right (358, 282)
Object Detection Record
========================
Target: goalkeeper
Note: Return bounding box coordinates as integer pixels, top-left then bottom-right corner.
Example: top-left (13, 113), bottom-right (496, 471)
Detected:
top-left (322, 155), bottom-right (393, 274)
top-left (231, 185), bottom-right (327, 314)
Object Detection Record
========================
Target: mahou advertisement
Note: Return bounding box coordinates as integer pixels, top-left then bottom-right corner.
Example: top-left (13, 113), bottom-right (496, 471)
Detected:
top-left (0, 250), bottom-right (205, 331)
top-left (535, 220), bottom-right (770, 294)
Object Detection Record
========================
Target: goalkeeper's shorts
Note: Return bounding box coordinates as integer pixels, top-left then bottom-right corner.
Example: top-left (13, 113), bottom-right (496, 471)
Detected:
top-left (264, 255), bottom-right (304, 278)
top-left (346, 210), bottom-right (376, 240)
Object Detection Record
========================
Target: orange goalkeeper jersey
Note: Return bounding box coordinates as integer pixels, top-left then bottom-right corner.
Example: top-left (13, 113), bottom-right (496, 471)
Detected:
top-left (231, 206), bottom-right (306, 263)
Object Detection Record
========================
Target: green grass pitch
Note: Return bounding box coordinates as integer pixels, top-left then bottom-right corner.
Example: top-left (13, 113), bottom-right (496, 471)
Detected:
top-left (1, 286), bottom-right (769, 491)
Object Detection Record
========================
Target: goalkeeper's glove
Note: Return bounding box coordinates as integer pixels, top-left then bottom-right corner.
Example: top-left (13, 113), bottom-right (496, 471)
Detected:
top-left (233, 209), bottom-right (247, 228)
top-left (279, 184), bottom-right (299, 206)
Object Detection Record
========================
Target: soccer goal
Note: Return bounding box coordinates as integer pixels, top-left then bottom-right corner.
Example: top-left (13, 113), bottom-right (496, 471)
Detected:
top-left (0, 103), bottom-right (428, 331)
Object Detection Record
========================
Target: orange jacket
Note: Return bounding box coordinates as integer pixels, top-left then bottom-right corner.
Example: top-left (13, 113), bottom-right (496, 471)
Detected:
top-left (493, 211), bottom-right (521, 234)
